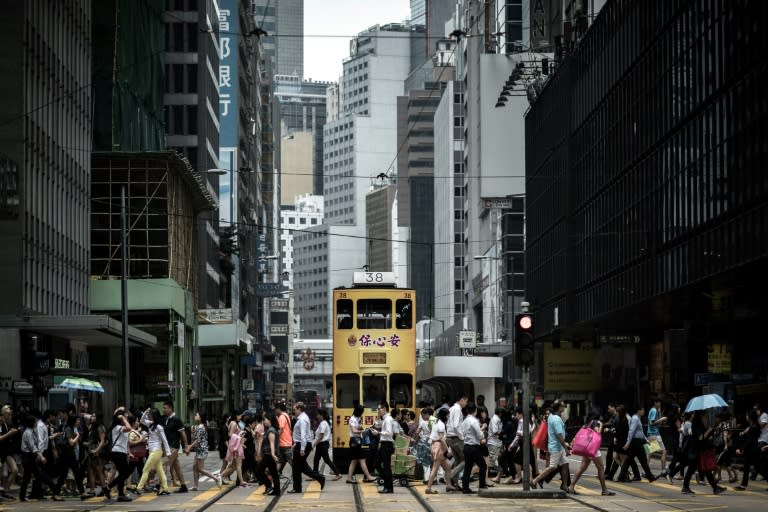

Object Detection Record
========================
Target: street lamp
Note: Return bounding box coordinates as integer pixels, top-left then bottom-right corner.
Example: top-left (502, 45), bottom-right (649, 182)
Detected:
top-left (423, 317), bottom-right (445, 359)
top-left (473, 255), bottom-right (503, 343)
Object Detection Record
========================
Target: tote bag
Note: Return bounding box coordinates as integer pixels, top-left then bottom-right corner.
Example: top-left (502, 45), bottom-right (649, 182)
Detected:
top-left (532, 421), bottom-right (549, 451)
top-left (643, 438), bottom-right (662, 456)
top-left (571, 427), bottom-right (602, 458)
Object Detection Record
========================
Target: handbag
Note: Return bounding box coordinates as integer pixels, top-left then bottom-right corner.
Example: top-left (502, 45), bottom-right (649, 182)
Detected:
top-left (349, 436), bottom-right (361, 449)
top-left (532, 421), bottom-right (549, 451)
top-left (699, 448), bottom-right (718, 472)
top-left (128, 442), bottom-right (148, 461)
top-left (572, 426), bottom-right (602, 458)
top-left (643, 439), bottom-right (662, 456)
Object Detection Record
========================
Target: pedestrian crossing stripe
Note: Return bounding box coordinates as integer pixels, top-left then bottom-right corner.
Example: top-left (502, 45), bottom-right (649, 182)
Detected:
top-left (191, 488), bottom-right (221, 501)
top-left (607, 481), bottom-right (661, 497)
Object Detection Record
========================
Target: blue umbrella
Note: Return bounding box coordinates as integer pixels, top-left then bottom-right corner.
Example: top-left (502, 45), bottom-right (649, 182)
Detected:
top-left (684, 393), bottom-right (727, 412)
top-left (59, 377), bottom-right (105, 393)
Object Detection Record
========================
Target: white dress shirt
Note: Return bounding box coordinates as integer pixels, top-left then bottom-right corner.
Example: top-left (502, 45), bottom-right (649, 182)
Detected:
top-left (379, 413), bottom-right (394, 443)
top-left (461, 415), bottom-right (483, 446)
top-left (446, 402), bottom-right (464, 439)
top-left (293, 411), bottom-right (312, 451)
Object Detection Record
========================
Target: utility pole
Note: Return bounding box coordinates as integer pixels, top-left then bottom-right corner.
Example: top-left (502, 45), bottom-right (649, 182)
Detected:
top-left (121, 186), bottom-right (130, 407)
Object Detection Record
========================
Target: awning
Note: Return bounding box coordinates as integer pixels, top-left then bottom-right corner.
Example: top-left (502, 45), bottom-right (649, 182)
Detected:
top-left (0, 315), bottom-right (157, 348)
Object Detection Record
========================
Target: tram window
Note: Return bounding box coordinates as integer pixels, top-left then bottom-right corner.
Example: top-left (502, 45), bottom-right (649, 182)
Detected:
top-left (357, 299), bottom-right (392, 329)
top-left (389, 374), bottom-right (413, 408)
top-left (335, 374), bottom-right (359, 408)
top-left (336, 299), bottom-right (353, 329)
top-left (395, 299), bottom-right (412, 329)
top-left (362, 374), bottom-right (386, 409)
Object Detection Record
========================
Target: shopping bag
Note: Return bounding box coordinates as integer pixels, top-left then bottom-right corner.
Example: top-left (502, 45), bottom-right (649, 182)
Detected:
top-left (643, 439), bottom-right (661, 456)
top-left (699, 449), bottom-right (718, 472)
top-left (532, 421), bottom-right (548, 451)
top-left (572, 427), bottom-right (602, 458)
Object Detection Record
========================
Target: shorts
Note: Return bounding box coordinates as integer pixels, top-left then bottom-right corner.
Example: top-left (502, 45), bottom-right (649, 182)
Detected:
top-left (487, 444), bottom-right (502, 468)
top-left (648, 435), bottom-right (666, 452)
top-left (548, 449), bottom-right (568, 468)
top-left (278, 446), bottom-right (293, 466)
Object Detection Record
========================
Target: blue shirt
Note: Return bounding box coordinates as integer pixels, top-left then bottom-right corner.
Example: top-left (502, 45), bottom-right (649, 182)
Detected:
top-left (647, 407), bottom-right (659, 436)
top-left (547, 413), bottom-right (565, 453)
top-left (626, 414), bottom-right (646, 445)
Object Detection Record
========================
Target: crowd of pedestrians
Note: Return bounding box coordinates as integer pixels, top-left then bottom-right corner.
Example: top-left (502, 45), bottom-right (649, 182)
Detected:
top-left (1, 396), bottom-right (766, 502)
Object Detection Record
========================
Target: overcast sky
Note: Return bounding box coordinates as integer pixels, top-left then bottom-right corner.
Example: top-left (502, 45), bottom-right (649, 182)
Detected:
top-left (303, 0), bottom-right (411, 83)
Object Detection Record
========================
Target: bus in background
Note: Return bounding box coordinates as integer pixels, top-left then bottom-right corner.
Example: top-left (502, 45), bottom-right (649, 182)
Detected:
top-left (331, 272), bottom-right (416, 470)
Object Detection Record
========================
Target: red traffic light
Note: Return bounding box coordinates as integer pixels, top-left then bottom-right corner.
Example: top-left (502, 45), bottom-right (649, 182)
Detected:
top-left (517, 314), bottom-right (532, 330)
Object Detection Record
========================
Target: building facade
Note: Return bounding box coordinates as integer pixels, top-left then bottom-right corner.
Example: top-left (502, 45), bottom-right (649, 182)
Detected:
top-left (525, 0), bottom-right (768, 406)
top-left (164, 0), bottom-right (223, 310)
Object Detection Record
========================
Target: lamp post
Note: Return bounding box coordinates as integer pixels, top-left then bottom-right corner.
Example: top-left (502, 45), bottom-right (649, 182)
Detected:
top-left (423, 317), bottom-right (445, 359)
top-left (473, 254), bottom-right (504, 343)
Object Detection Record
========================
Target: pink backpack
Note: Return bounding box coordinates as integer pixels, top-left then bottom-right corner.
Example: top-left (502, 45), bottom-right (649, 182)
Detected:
top-left (571, 425), bottom-right (602, 458)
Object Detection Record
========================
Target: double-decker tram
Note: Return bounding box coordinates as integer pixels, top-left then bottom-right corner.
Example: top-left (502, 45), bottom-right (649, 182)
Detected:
top-left (331, 272), bottom-right (415, 469)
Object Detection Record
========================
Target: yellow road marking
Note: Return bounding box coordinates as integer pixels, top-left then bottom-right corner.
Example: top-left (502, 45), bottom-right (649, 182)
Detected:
top-left (191, 488), bottom-right (221, 501)
top-left (606, 481), bottom-right (662, 497)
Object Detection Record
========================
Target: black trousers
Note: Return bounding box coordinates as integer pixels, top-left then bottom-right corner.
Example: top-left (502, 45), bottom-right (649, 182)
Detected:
top-left (378, 441), bottom-right (394, 491)
top-left (255, 454), bottom-right (280, 490)
top-left (20, 453), bottom-right (54, 499)
top-left (291, 444), bottom-right (323, 491)
top-left (462, 444), bottom-right (487, 490)
top-left (107, 452), bottom-right (132, 496)
top-left (313, 441), bottom-right (340, 475)
top-left (619, 439), bottom-right (654, 480)
top-left (53, 453), bottom-right (84, 496)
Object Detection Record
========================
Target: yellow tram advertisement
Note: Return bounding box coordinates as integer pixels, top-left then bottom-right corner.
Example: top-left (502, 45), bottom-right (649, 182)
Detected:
top-left (332, 272), bottom-right (415, 466)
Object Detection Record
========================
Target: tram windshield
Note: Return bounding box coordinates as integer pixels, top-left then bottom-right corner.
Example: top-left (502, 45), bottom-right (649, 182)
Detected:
top-left (357, 299), bottom-right (392, 329)
top-left (363, 374), bottom-right (386, 409)
top-left (335, 374), bottom-right (359, 408)
top-left (390, 373), bottom-right (413, 408)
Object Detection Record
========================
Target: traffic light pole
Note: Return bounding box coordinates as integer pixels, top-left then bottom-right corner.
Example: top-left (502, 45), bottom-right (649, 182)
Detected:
top-left (522, 364), bottom-right (531, 491)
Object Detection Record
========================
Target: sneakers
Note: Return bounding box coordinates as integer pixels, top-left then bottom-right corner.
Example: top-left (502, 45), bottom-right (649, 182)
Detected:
top-left (117, 495), bottom-right (132, 502)
top-left (175, 485), bottom-right (189, 493)
top-left (713, 486), bottom-right (726, 495)
top-left (216, 475), bottom-right (223, 489)
top-left (681, 487), bottom-right (695, 494)
top-left (157, 490), bottom-right (171, 496)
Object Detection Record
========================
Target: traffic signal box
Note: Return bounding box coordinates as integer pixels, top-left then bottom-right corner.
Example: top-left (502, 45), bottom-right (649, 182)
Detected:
top-left (515, 313), bottom-right (534, 367)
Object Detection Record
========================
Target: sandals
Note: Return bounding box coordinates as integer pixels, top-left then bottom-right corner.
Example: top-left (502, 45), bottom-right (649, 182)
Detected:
top-left (346, 479), bottom-right (357, 484)
top-left (332, 474), bottom-right (343, 481)
top-left (425, 488), bottom-right (439, 494)
top-left (602, 490), bottom-right (615, 496)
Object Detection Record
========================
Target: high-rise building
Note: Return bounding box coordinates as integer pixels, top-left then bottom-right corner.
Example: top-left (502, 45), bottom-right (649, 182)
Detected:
top-left (0, 0), bottom-right (94, 405)
top-left (253, 0), bottom-right (304, 78)
top-left (164, 0), bottom-right (223, 309)
top-left (293, 23), bottom-right (414, 338)
top-left (525, 0), bottom-right (768, 401)
top-left (275, 75), bottom-right (330, 195)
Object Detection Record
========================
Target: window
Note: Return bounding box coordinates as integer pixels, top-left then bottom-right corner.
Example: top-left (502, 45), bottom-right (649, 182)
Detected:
top-left (336, 299), bottom-right (353, 329)
top-left (335, 374), bottom-right (359, 408)
top-left (363, 374), bottom-right (386, 409)
top-left (395, 299), bottom-right (412, 329)
top-left (389, 374), bottom-right (413, 408)
top-left (357, 299), bottom-right (391, 329)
